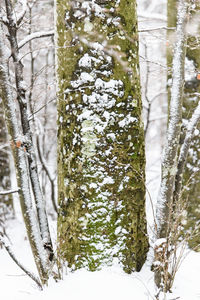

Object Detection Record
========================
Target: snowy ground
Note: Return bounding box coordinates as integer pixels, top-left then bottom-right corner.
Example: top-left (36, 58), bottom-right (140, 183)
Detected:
top-left (1, 217), bottom-right (200, 300)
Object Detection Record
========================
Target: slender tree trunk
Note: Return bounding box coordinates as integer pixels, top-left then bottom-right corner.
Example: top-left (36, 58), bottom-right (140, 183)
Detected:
top-left (180, 2), bottom-right (200, 250)
top-left (0, 22), bottom-right (49, 284)
top-left (56, 0), bottom-right (149, 272)
top-left (0, 101), bottom-right (12, 218)
top-left (4, 0), bottom-right (53, 259)
top-left (156, 0), bottom-right (188, 240)
top-left (154, 0), bottom-right (188, 291)
top-left (167, 0), bottom-right (200, 250)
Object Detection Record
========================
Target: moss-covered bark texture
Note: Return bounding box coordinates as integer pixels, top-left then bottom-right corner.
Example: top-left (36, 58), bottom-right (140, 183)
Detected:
top-left (56, 0), bottom-right (149, 272)
top-left (168, 0), bottom-right (200, 250)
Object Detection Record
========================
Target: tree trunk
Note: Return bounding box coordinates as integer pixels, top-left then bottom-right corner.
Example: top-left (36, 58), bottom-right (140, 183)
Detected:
top-left (4, 0), bottom-right (53, 258)
top-left (168, 0), bottom-right (200, 251)
top-left (0, 101), bottom-right (13, 219)
top-left (180, 2), bottom-right (200, 250)
top-left (0, 21), bottom-right (49, 285)
top-left (156, 0), bottom-right (187, 240)
top-left (56, 0), bottom-right (149, 273)
top-left (154, 0), bottom-right (188, 291)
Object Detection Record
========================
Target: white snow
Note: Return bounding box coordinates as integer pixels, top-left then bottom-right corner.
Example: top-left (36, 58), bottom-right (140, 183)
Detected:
top-left (1, 220), bottom-right (200, 300)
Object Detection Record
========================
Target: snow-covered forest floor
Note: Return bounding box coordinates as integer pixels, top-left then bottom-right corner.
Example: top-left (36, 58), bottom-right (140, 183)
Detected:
top-left (1, 214), bottom-right (200, 299)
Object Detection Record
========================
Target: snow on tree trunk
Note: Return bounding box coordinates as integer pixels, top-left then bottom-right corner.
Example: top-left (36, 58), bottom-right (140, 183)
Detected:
top-left (156, 0), bottom-right (188, 240)
top-left (0, 22), bottom-right (49, 284)
top-left (181, 2), bottom-right (200, 250)
top-left (56, 0), bottom-right (149, 272)
top-left (167, 0), bottom-right (200, 250)
top-left (154, 0), bottom-right (188, 291)
top-left (3, 0), bottom-right (53, 260)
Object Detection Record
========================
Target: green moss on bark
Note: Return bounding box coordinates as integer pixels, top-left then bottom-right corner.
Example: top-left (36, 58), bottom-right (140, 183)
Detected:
top-left (57, 0), bottom-right (149, 272)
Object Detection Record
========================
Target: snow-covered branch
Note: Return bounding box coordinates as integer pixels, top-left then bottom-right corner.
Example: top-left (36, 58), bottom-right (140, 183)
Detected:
top-left (18, 30), bottom-right (54, 50)
top-left (0, 188), bottom-right (20, 195)
top-left (16, 0), bottom-right (27, 26)
top-left (0, 11), bottom-right (9, 26)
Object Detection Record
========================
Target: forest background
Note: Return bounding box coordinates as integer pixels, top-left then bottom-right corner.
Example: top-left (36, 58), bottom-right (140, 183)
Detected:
top-left (0, 0), bottom-right (200, 299)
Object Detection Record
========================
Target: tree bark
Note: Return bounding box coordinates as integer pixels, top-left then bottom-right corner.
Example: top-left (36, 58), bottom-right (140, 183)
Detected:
top-left (4, 0), bottom-right (53, 259)
top-left (0, 21), bottom-right (50, 284)
top-left (0, 100), bottom-right (12, 218)
top-left (56, 0), bottom-right (149, 272)
top-left (156, 0), bottom-right (188, 240)
top-left (154, 0), bottom-right (188, 291)
top-left (167, 0), bottom-right (200, 250)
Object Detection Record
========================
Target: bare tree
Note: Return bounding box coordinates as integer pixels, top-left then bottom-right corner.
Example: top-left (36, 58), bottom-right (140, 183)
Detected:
top-left (0, 0), bottom-right (54, 284)
top-left (154, 0), bottom-right (200, 293)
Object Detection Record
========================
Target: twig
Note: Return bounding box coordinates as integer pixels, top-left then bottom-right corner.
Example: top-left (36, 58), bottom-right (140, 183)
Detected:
top-left (28, 97), bottom-right (55, 121)
top-left (139, 55), bottom-right (167, 69)
top-left (139, 26), bottom-right (175, 33)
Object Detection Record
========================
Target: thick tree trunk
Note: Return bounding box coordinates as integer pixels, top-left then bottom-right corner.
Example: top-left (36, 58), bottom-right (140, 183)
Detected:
top-left (56, 0), bottom-right (149, 272)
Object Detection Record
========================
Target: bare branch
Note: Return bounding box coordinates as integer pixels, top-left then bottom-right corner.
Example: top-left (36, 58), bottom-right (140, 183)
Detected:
top-left (139, 55), bottom-right (167, 69)
top-left (18, 30), bottom-right (54, 50)
top-left (0, 234), bottom-right (42, 289)
top-left (0, 13), bottom-right (9, 26)
top-left (16, 0), bottom-right (27, 26)
top-left (139, 26), bottom-right (175, 33)
top-left (0, 188), bottom-right (20, 195)
top-left (28, 97), bottom-right (55, 121)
